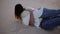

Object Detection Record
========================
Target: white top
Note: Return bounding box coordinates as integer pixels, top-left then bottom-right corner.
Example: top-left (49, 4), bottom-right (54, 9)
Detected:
top-left (21, 8), bottom-right (43, 28)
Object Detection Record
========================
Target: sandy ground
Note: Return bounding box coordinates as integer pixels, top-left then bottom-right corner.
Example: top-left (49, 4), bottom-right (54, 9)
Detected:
top-left (0, 21), bottom-right (60, 34)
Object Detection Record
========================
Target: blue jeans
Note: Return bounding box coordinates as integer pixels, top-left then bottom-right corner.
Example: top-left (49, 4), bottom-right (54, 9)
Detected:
top-left (41, 8), bottom-right (60, 18)
top-left (40, 8), bottom-right (60, 30)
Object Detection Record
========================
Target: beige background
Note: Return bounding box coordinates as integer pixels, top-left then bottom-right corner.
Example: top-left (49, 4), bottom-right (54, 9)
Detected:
top-left (0, 0), bottom-right (60, 33)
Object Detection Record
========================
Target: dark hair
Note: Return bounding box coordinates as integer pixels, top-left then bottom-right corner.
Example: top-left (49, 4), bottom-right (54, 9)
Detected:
top-left (15, 4), bottom-right (25, 19)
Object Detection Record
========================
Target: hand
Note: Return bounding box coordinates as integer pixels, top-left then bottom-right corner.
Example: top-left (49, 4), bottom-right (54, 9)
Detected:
top-left (26, 7), bottom-right (35, 12)
top-left (31, 8), bottom-right (35, 10)
top-left (29, 8), bottom-right (35, 12)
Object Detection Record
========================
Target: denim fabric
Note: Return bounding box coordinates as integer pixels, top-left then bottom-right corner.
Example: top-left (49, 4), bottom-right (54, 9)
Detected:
top-left (41, 8), bottom-right (60, 18)
top-left (40, 17), bottom-right (60, 30)
top-left (40, 8), bottom-right (60, 30)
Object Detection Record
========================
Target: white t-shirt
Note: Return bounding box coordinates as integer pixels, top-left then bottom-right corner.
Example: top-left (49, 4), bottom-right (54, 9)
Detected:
top-left (21, 8), bottom-right (43, 28)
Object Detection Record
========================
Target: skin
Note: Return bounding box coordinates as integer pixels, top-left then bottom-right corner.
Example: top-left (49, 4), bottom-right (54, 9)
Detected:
top-left (15, 16), bottom-right (21, 23)
top-left (29, 8), bottom-right (41, 26)
top-left (15, 8), bottom-right (35, 26)
top-left (29, 9), bottom-right (35, 26)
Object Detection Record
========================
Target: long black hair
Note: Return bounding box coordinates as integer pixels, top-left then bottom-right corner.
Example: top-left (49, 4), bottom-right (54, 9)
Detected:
top-left (15, 4), bottom-right (25, 19)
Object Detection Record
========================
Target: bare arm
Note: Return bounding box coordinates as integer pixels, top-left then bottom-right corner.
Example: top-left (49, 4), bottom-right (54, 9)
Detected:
top-left (29, 10), bottom-right (35, 26)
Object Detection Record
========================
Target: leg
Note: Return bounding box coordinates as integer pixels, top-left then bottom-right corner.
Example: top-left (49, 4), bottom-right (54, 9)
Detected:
top-left (40, 17), bottom-right (60, 30)
top-left (41, 8), bottom-right (60, 18)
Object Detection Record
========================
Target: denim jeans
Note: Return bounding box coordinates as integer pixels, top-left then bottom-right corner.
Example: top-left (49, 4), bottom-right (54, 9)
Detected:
top-left (40, 8), bottom-right (60, 30)
top-left (41, 8), bottom-right (60, 18)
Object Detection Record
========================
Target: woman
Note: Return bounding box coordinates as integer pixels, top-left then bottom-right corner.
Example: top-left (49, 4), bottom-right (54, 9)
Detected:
top-left (15, 4), bottom-right (60, 30)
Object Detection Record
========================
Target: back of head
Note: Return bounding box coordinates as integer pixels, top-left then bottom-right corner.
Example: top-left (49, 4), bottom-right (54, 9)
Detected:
top-left (15, 4), bottom-right (25, 19)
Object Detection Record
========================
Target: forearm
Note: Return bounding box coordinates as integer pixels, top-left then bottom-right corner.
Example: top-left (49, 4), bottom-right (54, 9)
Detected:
top-left (29, 11), bottom-right (35, 26)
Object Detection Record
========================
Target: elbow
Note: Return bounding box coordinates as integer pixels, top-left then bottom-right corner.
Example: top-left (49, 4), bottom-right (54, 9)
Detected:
top-left (29, 21), bottom-right (34, 26)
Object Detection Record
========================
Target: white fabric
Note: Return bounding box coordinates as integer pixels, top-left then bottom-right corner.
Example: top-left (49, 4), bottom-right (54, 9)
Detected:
top-left (33, 8), bottom-right (43, 28)
top-left (21, 10), bottom-right (30, 25)
top-left (21, 8), bottom-right (43, 28)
